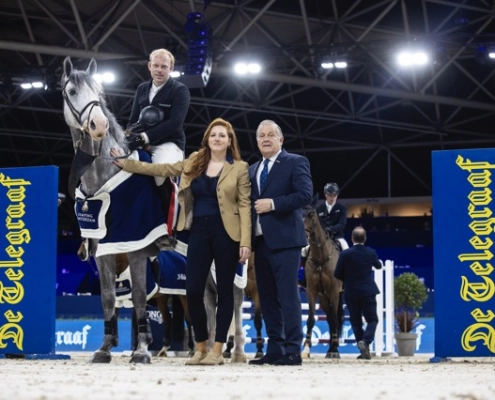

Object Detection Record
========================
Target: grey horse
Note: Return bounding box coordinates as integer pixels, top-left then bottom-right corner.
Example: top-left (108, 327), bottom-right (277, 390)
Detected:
top-left (62, 57), bottom-right (168, 363)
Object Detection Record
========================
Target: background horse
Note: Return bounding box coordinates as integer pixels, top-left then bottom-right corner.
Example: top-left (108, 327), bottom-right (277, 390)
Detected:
top-left (302, 204), bottom-right (344, 358)
top-left (63, 57), bottom-right (167, 363)
top-left (76, 242), bottom-right (194, 357)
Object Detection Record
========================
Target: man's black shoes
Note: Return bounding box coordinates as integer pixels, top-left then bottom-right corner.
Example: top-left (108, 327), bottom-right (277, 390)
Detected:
top-left (249, 353), bottom-right (280, 365)
top-left (273, 353), bottom-right (302, 366)
top-left (357, 341), bottom-right (371, 360)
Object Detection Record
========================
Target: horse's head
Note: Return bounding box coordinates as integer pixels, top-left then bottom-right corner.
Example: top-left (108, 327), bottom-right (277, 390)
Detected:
top-left (303, 194), bottom-right (320, 238)
top-left (62, 57), bottom-right (109, 141)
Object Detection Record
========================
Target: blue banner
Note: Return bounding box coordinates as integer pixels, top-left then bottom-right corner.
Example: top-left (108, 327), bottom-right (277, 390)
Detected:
top-left (0, 166), bottom-right (58, 355)
top-left (432, 149), bottom-right (495, 357)
top-left (54, 318), bottom-right (435, 354)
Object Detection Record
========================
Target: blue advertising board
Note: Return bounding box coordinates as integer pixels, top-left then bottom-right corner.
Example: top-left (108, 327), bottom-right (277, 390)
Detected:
top-left (0, 166), bottom-right (63, 357)
top-left (53, 318), bottom-right (435, 354)
top-left (432, 149), bottom-right (495, 357)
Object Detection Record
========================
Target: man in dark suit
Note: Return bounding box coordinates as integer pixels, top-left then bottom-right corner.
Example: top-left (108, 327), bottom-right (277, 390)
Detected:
top-left (126, 48), bottom-right (191, 242)
top-left (334, 226), bottom-right (382, 360)
top-left (248, 120), bottom-right (313, 366)
top-left (316, 182), bottom-right (348, 250)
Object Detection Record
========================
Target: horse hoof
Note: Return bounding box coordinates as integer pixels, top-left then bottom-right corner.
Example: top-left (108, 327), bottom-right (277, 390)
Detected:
top-left (90, 351), bottom-right (111, 363)
top-left (255, 351), bottom-right (264, 359)
top-left (231, 353), bottom-right (247, 363)
top-left (301, 352), bottom-right (310, 359)
top-left (222, 351), bottom-right (232, 359)
top-left (130, 353), bottom-right (151, 364)
top-left (325, 352), bottom-right (341, 359)
top-left (156, 347), bottom-right (168, 357)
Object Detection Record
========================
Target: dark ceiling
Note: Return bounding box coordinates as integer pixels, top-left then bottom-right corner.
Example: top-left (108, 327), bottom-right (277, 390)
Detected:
top-left (1, 0), bottom-right (495, 230)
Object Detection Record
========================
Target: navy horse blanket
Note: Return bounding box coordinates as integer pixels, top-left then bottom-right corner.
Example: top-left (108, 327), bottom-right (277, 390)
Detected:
top-left (74, 150), bottom-right (167, 257)
top-left (115, 243), bottom-right (188, 308)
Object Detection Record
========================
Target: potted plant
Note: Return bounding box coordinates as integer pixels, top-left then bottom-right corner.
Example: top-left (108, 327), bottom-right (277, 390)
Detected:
top-left (394, 272), bottom-right (428, 356)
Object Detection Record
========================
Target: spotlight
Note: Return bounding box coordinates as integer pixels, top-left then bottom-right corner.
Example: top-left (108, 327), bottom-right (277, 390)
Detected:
top-left (233, 61), bottom-right (261, 75)
top-left (93, 72), bottom-right (115, 84)
top-left (396, 50), bottom-right (430, 67)
top-left (320, 55), bottom-right (347, 70)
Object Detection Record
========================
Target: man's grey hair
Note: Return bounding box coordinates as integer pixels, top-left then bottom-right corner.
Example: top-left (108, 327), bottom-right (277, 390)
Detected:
top-left (256, 120), bottom-right (283, 139)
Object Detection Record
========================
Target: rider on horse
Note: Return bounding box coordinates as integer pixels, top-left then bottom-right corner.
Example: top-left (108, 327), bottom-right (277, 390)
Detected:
top-left (299, 183), bottom-right (348, 287)
top-left (316, 182), bottom-right (349, 251)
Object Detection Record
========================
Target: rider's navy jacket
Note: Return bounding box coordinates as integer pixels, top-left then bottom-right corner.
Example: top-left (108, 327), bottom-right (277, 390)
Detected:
top-left (127, 78), bottom-right (190, 150)
top-left (316, 201), bottom-right (347, 239)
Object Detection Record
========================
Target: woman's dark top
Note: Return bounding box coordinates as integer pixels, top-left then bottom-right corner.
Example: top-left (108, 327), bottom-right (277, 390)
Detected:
top-left (191, 173), bottom-right (221, 217)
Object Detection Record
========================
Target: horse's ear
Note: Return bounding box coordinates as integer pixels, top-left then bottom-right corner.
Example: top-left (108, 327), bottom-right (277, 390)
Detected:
top-left (310, 193), bottom-right (319, 209)
top-left (63, 56), bottom-right (73, 77)
top-left (87, 58), bottom-right (97, 76)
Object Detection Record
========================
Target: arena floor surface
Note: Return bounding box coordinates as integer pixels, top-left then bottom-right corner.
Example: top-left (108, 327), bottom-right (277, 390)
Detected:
top-left (1, 352), bottom-right (493, 400)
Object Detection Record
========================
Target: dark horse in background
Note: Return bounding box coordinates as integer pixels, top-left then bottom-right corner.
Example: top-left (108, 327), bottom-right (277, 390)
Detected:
top-left (302, 202), bottom-right (344, 358)
top-left (62, 57), bottom-right (170, 363)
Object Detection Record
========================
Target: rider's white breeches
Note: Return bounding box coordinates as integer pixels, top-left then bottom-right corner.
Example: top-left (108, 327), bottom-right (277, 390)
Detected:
top-left (150, 142), bottom-right (184, 186)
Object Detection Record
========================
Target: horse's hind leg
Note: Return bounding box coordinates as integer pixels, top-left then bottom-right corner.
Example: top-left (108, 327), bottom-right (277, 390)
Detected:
top-left (179, 295), bottom-right (195, 356)
top-left (253, 299), bottom-right (264, 359)
top-left (91, 252), bottom-right (118, 363)
top-left (156, 295), bottom-right (171, 357)
top-left (127, 250), bottom-right (153, 364)
top-left (222, 318), bottom-right (235, 359)
top-left (231, 285), bottom-right (247, 363)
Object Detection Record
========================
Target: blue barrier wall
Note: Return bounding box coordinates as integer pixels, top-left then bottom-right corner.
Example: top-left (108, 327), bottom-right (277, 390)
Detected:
top-left (0, 167), bottom-right (58, 355)
top-left (54, 318), bottom-right (435, 354)
top-left (432, 149), bottom-right (495, 357)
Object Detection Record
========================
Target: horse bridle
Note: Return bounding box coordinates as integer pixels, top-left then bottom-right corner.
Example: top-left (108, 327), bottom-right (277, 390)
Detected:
top-left (64, 75), bottom-right (131, 199)
top-left (62, 76), bottom-right (131, 161)
top-left (62, 78), bottom-right (103, 133)
top-left (305, 212), bottom-right (332, 270)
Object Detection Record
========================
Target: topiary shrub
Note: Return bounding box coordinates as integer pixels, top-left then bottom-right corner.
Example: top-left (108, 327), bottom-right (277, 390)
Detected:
top-left (394, 272), bottom-right (428, 333)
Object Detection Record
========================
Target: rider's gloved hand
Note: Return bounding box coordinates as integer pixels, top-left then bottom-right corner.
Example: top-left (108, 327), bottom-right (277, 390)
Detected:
top-left (125, 132), bottom-right (145, 151)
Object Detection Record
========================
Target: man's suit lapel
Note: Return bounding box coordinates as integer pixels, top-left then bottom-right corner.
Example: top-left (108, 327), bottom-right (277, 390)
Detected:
top-left (260, 150), bottom-right (286, 193)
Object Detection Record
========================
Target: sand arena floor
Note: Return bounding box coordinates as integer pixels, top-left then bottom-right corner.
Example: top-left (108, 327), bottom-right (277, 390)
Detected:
top-left (1, 352), bottom-right (494, 400)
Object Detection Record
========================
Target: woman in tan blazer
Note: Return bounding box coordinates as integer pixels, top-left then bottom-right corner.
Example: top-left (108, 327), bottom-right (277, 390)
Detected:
top-left (111, 118), bottom-right (251, 366)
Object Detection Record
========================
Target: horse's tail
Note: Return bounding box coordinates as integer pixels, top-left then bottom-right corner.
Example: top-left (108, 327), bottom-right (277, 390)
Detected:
top-left (337, 291), bottom-right (345, 338)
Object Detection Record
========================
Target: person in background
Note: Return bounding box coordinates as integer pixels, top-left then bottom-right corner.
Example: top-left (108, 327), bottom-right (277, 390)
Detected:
top-left (316, 182), bottom-right (348, 250)
top-left (334, 226), bottom-right (382, 360)
top-left (125, 48), bottom-right (191, 245)
top-left (248, 119), bottom-right (313, 366)
top-left (110, 118), bottom-right (251, 366)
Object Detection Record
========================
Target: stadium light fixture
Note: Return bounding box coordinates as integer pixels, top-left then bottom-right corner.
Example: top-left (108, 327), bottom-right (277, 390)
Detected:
top-left (234, 61), bottom-right (261, 75)
top-left (396, 50), bottom-right (430, 67)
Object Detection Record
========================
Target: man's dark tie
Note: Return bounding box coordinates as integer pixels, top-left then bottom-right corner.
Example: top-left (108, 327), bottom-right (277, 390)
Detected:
top-left (260, 159), bottom-right (270, 191)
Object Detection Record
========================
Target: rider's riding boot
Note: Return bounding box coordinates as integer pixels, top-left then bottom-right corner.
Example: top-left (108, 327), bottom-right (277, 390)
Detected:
top-left (156, 179), bottom-right (176, 250)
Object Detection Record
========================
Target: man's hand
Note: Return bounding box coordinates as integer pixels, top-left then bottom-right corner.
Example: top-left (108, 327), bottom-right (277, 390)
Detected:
top-left (125, 132), bottom-right (145, 151)
top-left (254, 198), bottom-right (273, 214)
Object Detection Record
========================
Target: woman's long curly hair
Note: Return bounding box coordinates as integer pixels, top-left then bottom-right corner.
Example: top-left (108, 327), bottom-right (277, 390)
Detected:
top-left (184, 118), bottom-right (242, 180)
